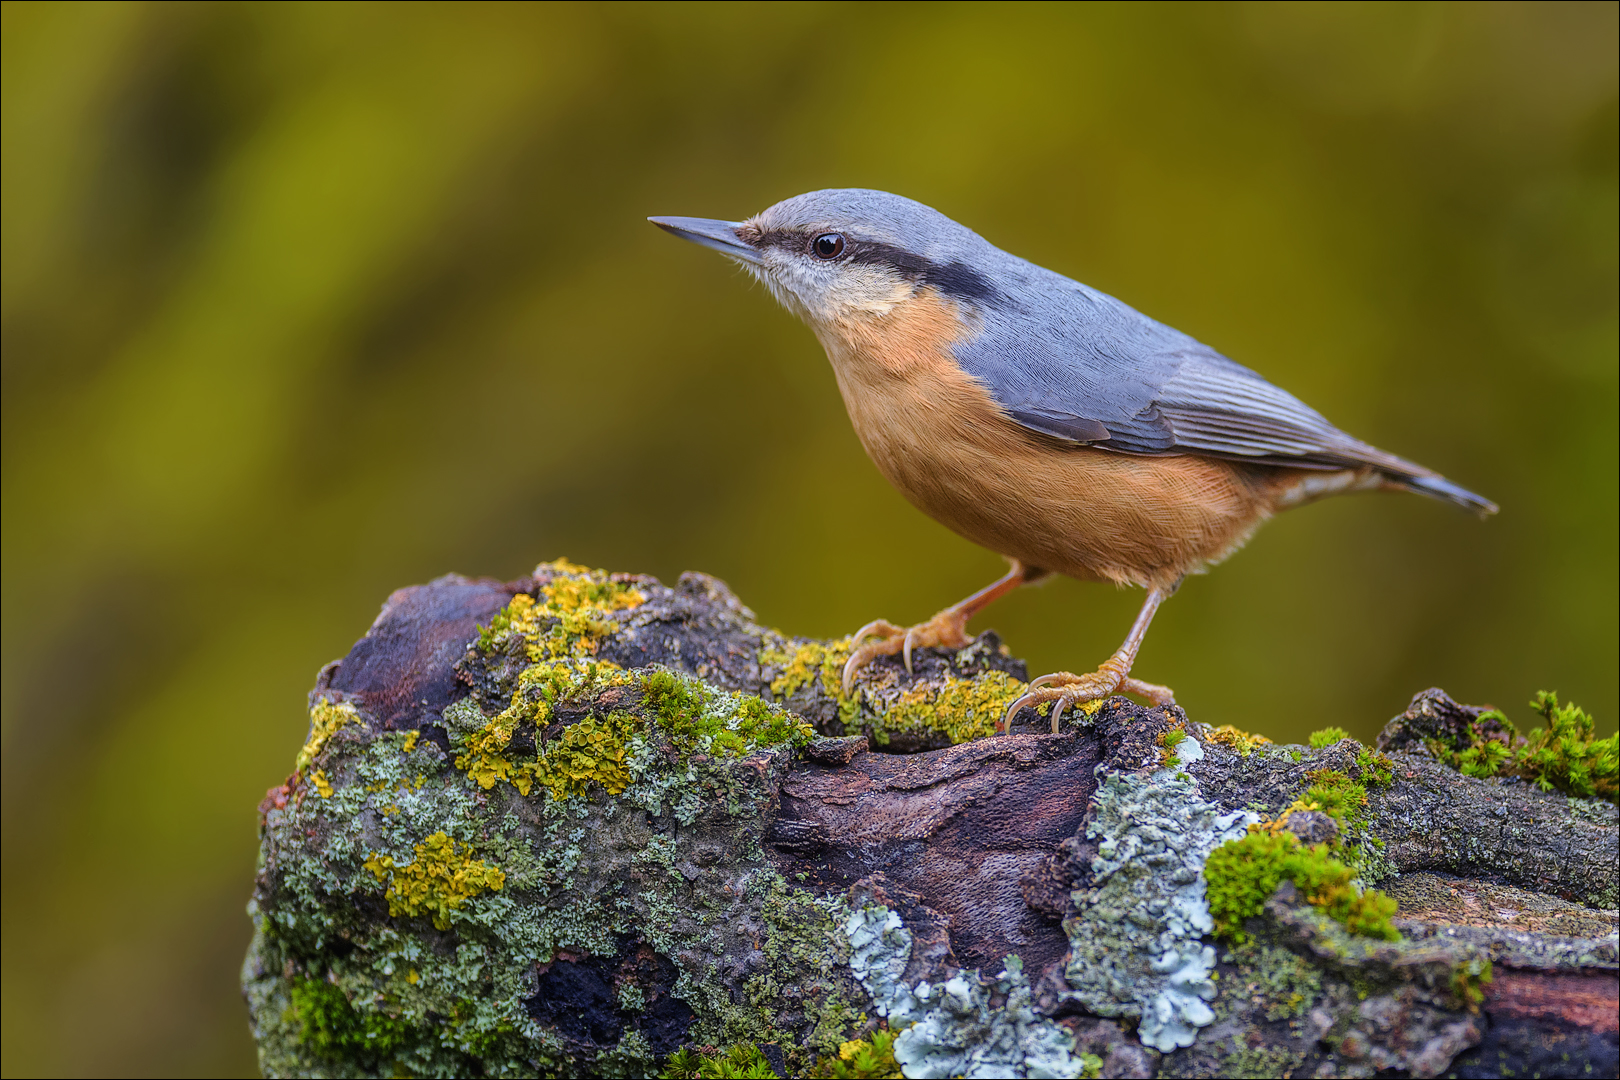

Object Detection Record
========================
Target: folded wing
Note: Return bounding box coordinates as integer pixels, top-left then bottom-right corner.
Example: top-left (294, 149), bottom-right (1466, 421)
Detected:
top-left (954, 274), bottom-right (1496, 516)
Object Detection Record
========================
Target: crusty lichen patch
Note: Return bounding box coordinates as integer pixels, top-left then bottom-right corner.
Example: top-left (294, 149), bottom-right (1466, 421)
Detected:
top-left (759, 635), bottom-right (1032, 750)
top-left (841, 900), bottom-right (1092, 1078)
top-left (1203, 723), bottom-right (1272, 757)
top-left (297, 699), bottom-right (359, 773)
top-left (1059, 736), bottom-right (1255, 1053)
top-left (477, 558), bottom-right (645, 661)
top-left (364, 832), bottom-right (507, 930)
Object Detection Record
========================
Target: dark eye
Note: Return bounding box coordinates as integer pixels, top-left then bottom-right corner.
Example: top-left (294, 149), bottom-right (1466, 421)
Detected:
top-left (812, 233), bottom-right (845, 260)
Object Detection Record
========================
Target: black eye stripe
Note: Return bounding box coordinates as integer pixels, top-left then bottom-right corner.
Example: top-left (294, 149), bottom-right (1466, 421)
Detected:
top-left (751, 228), bottom-right (1001, 306)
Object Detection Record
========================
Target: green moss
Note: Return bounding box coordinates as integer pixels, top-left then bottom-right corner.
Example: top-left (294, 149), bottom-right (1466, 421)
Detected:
top-left (1354, 746), bottom-right (1394, 788)
top-left (363, 831), bottom-right (506, 930)
top-left (1424, 692), bottom-right (1617, 803)
top-left (1452, 956), bottom-right (1493, 1010)
top-left (1205, 827), bottom-right (1399, 945)
top-left (1426, 706), bottom-right (1518, 781)
top-left (644, 669), bottom-right (815, 759)
top-left (1309, 726), bottom-right (1351, 749)
top-left (1517, 692), bottom-right (1617, 802)
top-left (807, 1028), bottom-right (903, 1078)
top-left (288, 976), bottom-right (417, 1061)
top-left (659, 1043), bottom-right (779, 1079)
top-left (1302, 769), bottom-right (1369, 833)
top-left (1456, 734), bottom-right (1514, 779)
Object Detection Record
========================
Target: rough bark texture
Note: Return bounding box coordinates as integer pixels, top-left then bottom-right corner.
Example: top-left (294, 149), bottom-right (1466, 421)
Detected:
top-left (243, 565), bottom-right (1618, 1079)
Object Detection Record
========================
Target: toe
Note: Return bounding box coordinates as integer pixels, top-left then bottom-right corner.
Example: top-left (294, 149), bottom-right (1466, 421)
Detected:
top-left (1120, 677), bottom-right (1175, 706)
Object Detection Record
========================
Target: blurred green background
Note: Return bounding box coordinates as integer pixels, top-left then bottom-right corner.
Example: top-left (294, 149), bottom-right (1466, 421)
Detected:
top-left (2, 1), bottom-right (1614, 1075)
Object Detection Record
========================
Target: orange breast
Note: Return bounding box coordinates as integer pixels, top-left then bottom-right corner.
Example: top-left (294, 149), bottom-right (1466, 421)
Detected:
top-left (814, 290), bottom-right (1279, 591)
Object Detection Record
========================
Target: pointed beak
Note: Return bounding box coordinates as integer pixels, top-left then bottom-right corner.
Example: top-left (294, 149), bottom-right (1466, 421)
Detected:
top-left (648, 216), bottom-right (763, 266)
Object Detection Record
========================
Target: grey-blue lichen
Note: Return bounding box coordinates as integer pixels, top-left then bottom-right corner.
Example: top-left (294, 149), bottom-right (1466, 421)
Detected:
top-left (1060, 736), bottom-right (1255, 1053)
top-left (841, 900), bottom-right (1097, 1079)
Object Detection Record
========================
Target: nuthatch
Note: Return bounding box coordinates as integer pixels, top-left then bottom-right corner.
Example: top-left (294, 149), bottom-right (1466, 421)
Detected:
top-left (651, 190), bottom-right (1495, 732)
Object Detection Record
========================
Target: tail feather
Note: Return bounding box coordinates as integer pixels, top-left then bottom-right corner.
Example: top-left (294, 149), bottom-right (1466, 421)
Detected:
top-left (1395, 474), bottom-right (1498, 518)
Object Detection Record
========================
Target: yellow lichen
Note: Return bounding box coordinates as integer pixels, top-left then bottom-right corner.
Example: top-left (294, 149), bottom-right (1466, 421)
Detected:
top-left (533, 713), bottom-right (638, 800)
top-left (763, 638), bottom-right (1043, 746)
top-left (401, 730), bottom-right (419, 753)
top-left (310, 770), bottom-right (334, 798)
top-left (296, 699), bottom-right (359, 773)
top-left (506, 561), bottom-right (646, 661)
top-left (764, 638), bottom-right (852, 701)
top-left (364, 831), bottom-right (505, 930)
top-left (878, 670), bottom-right (1027, 745)
top-left (457, 704), bottom-right (529, 791)
top-left (454, 658), bottom-right (632, 793)
top-left (1206, 724), bottom-right (1272, 757)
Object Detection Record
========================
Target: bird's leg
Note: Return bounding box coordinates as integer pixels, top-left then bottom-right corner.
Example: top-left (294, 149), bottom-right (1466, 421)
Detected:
top-left (841, 560), bottom-right (1047, 695)
top-left (999, 585), bottom-right (1176, 734)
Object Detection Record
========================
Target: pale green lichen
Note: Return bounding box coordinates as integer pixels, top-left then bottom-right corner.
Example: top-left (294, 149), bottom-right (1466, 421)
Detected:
top-left (1059, 736), bottom-right (1256, 1054)
top-left (840, 900), bottom-right (1091, 1079)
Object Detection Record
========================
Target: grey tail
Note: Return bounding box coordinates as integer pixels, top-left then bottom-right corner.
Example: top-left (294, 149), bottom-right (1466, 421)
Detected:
top-left (1394, 474), bottom-right (1499, 518)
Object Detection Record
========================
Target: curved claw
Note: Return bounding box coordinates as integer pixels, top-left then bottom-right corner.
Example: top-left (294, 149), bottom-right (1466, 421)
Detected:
top-left (840, 652), bottom-right (865, 697)
top-left (842, 619), bottom-right (902, 695)
top-left (1000, 664), bottom-right (1170, 735)
top-left (851, 619), bottom-right (899, 646)
top-left (1000, 689), bottom-right (1045, 735)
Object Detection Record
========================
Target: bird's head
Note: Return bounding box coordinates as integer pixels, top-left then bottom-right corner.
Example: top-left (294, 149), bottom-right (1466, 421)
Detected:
top-left (651, 189), bottom-right (1003, 331)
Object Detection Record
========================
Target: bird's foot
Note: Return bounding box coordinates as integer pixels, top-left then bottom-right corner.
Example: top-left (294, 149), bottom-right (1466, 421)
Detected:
top-left (840, 608), bottom-right (977, 694)
top-left (999, 660), bottom-right (1175, 734)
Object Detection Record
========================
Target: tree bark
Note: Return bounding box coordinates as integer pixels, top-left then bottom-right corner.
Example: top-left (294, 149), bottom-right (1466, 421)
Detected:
top-left (243, 565), bottom-right (1617, 1079)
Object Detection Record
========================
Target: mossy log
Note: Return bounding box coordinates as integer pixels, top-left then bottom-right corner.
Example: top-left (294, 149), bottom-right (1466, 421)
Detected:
top-left (243, 562), bottom-right (1618, 1079)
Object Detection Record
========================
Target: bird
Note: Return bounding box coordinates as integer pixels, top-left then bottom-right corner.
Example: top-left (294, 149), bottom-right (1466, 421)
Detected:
top-left (650, 190), bottom-right (1495, 733)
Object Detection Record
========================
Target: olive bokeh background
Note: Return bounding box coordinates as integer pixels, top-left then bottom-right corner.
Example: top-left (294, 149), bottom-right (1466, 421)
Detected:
top-left (3, 2), bottom-right (1615, 1075)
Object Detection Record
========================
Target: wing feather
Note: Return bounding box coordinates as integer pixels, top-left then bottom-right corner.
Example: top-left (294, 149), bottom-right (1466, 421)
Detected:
top-left (952, 266), bottom-right (1494, 513)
